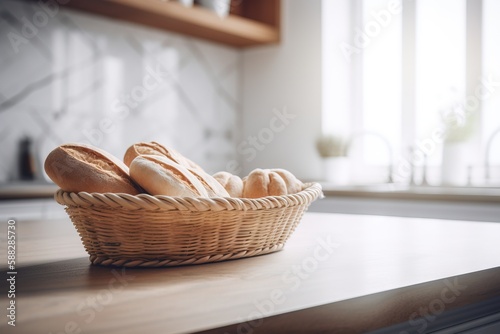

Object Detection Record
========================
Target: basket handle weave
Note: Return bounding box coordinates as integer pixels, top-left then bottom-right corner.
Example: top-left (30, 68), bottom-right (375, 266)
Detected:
top-left (55, 182), bottom-right (323, 211)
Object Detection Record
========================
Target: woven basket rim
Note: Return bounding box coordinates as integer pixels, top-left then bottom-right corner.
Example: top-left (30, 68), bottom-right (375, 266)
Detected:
top-left (88, 244), bottom-right (285, 268)
top-left (55, 182), bottom-right (323, 212)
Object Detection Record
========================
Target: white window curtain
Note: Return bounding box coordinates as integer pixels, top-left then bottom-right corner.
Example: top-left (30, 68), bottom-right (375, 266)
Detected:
top-left (322, 0), bottom-right (500, 186)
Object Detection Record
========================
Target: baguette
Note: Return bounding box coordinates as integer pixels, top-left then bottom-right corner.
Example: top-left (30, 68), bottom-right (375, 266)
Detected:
top-left (188, 168), bottom-right (230, 197)
top-left (129, 155), bottom-right (209, 197)
top-left (124, 142), bottom-right (202, 172)
top-left (44, 143), bottom-right (142, 194)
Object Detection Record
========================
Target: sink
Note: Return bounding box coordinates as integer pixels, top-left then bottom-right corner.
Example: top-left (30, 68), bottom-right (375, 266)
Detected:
top-left (320, 182), bottom-right (500, 202)
top-left (312, 182), bottom-right (500, 222)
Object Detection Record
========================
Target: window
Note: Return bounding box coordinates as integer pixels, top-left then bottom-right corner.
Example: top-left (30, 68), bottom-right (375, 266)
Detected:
top-left (483, 0), bottom-right (500, 169)
top-left (323, 0), bottom-right (500, 186)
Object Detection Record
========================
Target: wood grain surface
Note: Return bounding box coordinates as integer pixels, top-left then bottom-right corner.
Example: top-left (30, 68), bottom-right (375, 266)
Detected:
top-left (61, 0), bottom-right (280, 47)
top-left (1, 212), bottom-right (500, 333)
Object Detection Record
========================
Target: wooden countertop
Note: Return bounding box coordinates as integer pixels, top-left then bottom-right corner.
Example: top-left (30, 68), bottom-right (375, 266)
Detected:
top-left (1, 213), bottom-right (500, 333)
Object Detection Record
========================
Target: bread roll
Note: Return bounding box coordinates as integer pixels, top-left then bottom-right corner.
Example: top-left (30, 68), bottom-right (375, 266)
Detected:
top-left (271, 168), bottom-right (303, 194)
top-left (213, 171), bottom-right (244, 198)
top-left (129, 155), bottom-right (208, 197)
top-left (242, 169), bottom-right (287, 198)
top-left (44, 143), bottom-right (142, 194)
top-left (124, 141), bottom-right (202, 172)
top-left (188, 169), bottom-right (230, 197)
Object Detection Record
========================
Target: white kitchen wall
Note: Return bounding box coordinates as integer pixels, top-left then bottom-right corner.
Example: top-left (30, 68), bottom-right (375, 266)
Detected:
top-left (0, 0), bottom-right (241, 182)
top-left (241, 0), bottom-right (323, 180)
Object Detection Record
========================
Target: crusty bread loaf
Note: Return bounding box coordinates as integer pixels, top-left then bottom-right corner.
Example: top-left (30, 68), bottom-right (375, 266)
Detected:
top-left (213, 171), bottom-right (244, 198)
top-left (129, 155), bottom-right (209, 197)
top-left (188, 168), bottom-right (230, 197)
top-left (124, 141), bottom-right (202, 172)
top-left (271, 168), bottom-right (303, 194)
top-left (242, 169), bottom-right (287, 198)
top-left (44, 143), bottom-right (142, 194)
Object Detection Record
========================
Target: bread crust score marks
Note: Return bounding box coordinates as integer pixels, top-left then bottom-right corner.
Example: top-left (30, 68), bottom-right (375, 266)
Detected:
top-left (242, 169), bottom-right (287, 198)
top-left (124, 141), bottom-right (203, 172)
top-left (129, 155), bottom-right (209, 197)
top-left (65, 147), bottom-right (124, 179)
top-left (271, 168), bottom-right (304, 194)
top-left (44, 143), bottom-right (142, 194)
top-left (188, 168), bottom-right (230, 197)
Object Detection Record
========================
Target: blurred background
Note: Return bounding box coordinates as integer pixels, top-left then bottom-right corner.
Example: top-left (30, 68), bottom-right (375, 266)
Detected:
top-left (0, 0), bottom-right (499, 220)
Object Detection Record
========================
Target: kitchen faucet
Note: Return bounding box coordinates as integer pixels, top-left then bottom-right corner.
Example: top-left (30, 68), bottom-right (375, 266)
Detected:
top-left (406, 145), bottom-right (429, 186)
top-left (345, 131), bottom-right (394, 183)
top-left (484, 127), bottom-right (500, 182)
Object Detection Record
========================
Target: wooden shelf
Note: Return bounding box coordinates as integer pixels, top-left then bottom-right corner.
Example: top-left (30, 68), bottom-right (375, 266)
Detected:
top-left (63, 0), bottom-right (281, 48)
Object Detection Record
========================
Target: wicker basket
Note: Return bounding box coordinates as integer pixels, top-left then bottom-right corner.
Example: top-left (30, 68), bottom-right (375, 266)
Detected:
top-left (55, 182), bottom-right (323, 268)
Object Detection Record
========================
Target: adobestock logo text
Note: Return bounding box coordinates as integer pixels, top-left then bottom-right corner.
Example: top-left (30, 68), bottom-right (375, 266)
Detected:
top-left (228, 235), bottom-right (339, 334)
top-left (7, 0), bottom-right (70, 53)
top-left (82, 64), bottom-right (169, 146)
top-left (340, 0), bottom-right (401, 62)
top-left (394, 73), bottom-right (500, 181)
top-left (226, 106), bottom-right (296, 174)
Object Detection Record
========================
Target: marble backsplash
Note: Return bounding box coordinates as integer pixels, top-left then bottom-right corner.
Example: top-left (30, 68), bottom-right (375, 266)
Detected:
top-left (0, 0), bottom-right (241, 182)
